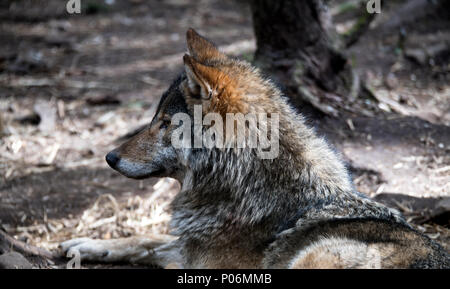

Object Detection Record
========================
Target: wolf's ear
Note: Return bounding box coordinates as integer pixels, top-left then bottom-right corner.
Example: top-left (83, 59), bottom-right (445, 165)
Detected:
top-left (183, 54), bottom-right (234, 100)
top-left (186, 28), bottom-right (227, 63)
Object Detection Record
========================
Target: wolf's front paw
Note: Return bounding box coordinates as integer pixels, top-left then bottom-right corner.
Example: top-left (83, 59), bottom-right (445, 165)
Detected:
top-left (60, 238), bottom-right (114, 263)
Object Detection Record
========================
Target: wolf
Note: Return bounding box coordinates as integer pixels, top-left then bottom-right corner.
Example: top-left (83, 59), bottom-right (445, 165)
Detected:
top-left (61, 29), bottom-right (449, 268)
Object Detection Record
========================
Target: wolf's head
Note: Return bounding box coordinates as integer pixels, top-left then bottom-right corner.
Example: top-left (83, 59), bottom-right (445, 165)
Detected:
top-left (105, 29), bottom-right (279, 181)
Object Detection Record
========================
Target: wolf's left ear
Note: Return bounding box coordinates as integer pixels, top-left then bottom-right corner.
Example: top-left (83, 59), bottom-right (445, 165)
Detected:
top-left (183, 54), bottom-right (234, 100)
top-left (186, 28), bottom-right (227, 63)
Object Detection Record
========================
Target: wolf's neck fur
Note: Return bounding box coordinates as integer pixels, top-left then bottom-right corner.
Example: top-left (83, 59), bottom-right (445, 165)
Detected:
top-left (170, 95), bottom-right (403, 244)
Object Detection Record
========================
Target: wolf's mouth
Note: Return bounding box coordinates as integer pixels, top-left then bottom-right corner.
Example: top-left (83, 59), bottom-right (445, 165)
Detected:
top-left (147, 168), bottom-right (167, 178)
top-left (120, 167), bottom-right (167, 180)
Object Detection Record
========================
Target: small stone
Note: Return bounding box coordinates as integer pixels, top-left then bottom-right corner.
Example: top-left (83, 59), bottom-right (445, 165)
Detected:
top-left (405, 48), bottom-right (427, 65)
top-left (0, 252), bottom-right (33, 269)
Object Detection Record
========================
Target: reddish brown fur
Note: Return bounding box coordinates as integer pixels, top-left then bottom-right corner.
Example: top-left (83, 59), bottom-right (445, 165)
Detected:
top-left (183, 54), bottom-right (247, 116)
top-left (186, 28), bottom-right (227, 64)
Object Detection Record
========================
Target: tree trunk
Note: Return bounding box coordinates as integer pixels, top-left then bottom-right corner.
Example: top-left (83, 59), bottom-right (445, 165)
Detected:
top-left (250, 0), bottom-right (357, 116)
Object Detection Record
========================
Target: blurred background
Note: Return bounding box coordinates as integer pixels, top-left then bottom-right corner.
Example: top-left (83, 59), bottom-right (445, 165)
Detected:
top-left (0, 0), bottom-right (448, 268)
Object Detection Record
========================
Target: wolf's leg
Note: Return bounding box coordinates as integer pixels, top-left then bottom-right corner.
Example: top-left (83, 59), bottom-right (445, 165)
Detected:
top-left (130, 240), bottom-right (184, 268)
top-left (60, 235), bottom-right (182, 267)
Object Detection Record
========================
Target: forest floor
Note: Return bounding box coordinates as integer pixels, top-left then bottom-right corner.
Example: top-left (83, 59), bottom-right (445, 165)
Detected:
top-left (0, 0), bottom-right (448, 268)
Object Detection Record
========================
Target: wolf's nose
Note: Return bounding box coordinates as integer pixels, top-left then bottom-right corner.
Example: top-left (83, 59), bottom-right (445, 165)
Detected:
top-left (106, 151), bottom-right (120, 168)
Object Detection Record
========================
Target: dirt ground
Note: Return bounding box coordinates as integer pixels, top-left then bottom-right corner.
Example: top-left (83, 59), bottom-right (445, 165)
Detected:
top-left (0, 0), bottom-right (448, 268)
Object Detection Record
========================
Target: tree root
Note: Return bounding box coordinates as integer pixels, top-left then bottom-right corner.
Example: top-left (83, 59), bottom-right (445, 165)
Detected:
top-left (0, 230), bottom-right (60, 267)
